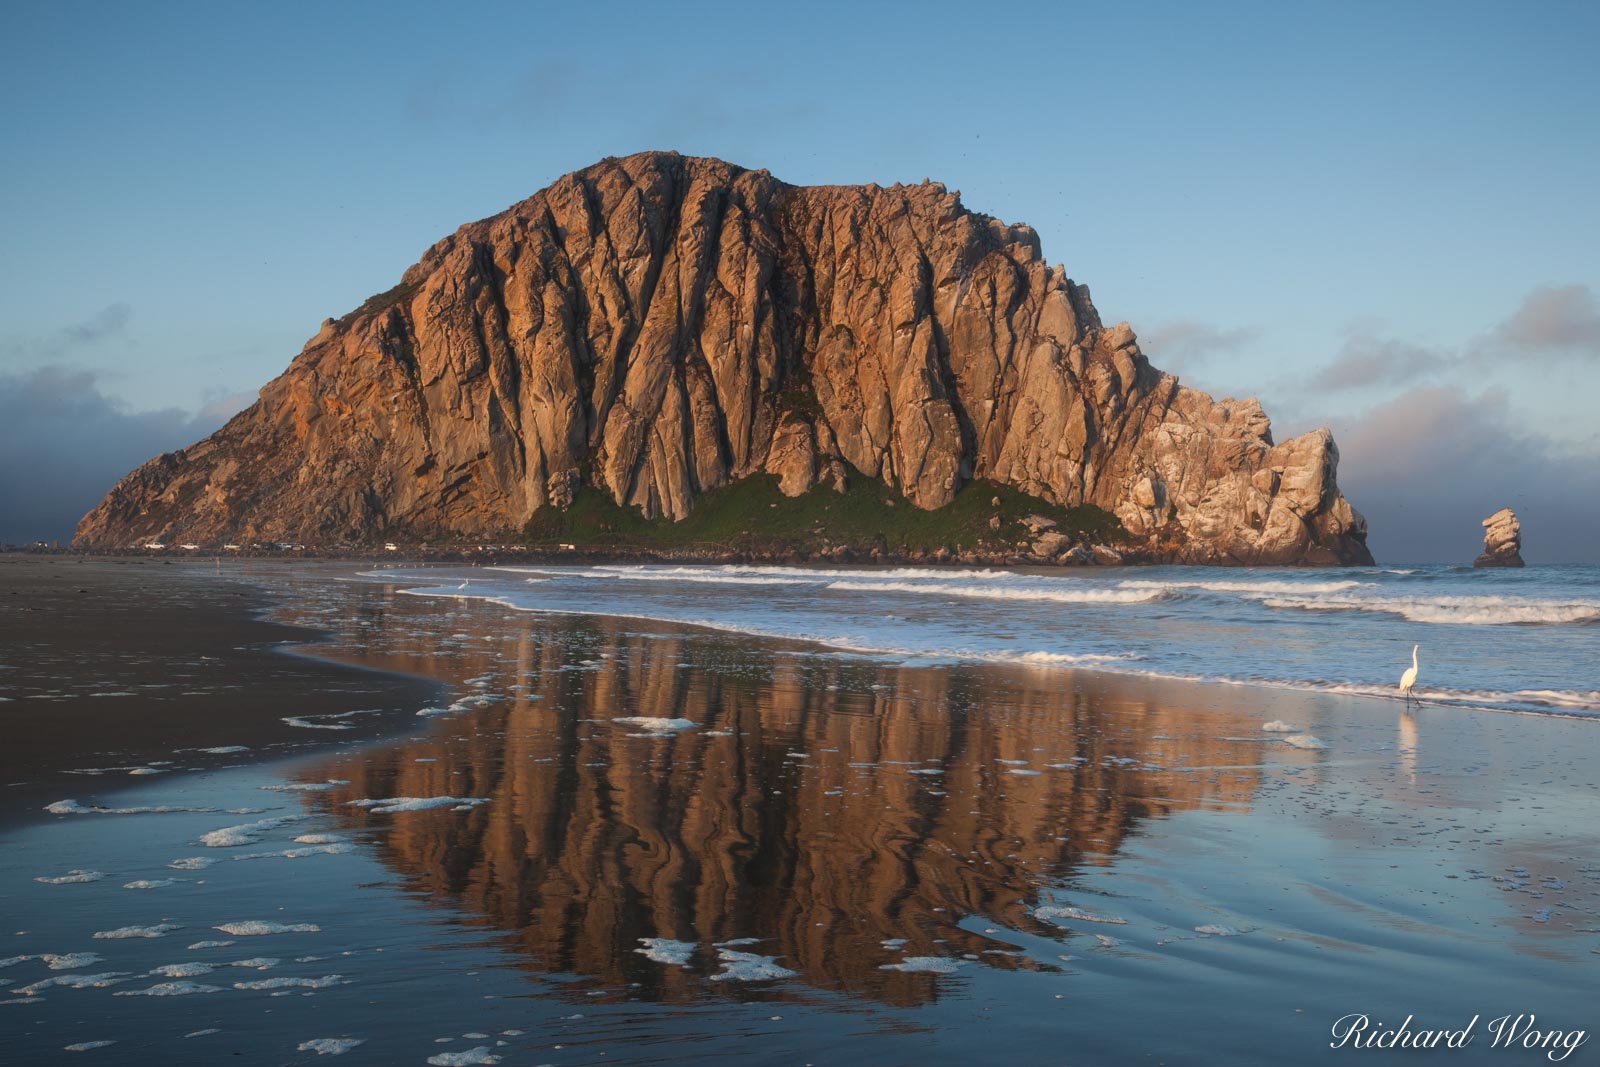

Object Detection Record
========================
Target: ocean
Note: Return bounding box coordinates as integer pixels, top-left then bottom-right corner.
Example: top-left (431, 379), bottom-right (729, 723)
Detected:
top-left (375, 562), bottom-right (1600, 718)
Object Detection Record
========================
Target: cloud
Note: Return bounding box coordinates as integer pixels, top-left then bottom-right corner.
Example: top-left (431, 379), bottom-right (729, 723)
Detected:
top-left (1305, 283), bottom-right (1600, 393)
top-left (0, 365), bottom-right (247, 545)
top-left (61, 302), bottom-right (133, 346)
top-left (1485, 283), bottom-right (1600, 357)
top-left (1138, 319), bottom-right (1260, 391)
top-left (401, 57), bottom-right (829, 157)
top-left (0, 303), bottom-right (133, 362)
top-left (1330, 385), bottom-right (1600, 563)
top-left (195, 389), bottom-right (256, 424)
top-left (1140, 319), bottom-right (1259, 363)
top-left (406, 60), bottom-right (575, 129)
top-left (1306, 331), bottom-right (1452, 391)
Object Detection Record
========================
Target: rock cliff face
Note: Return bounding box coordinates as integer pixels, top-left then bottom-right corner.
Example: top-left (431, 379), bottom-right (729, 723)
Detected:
top-left (1475, 507), bottom-right (1524, 567)
top-left (75, 152), bottom-right (1371, 564)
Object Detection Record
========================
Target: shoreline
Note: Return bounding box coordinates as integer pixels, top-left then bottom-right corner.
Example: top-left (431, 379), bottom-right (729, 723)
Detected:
top-left (9, 542), bottom-right (1368, 569)
top-left (7, 555), bottom-right (1594, 744)
top-left (377, 562), bottom-right (1600, 723)
top-left (401, 587), bottom-right (1600, 722)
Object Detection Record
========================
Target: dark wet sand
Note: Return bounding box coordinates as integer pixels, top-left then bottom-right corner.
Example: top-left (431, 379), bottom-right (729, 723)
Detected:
top-left (0, 555), bottom-right (439, 824)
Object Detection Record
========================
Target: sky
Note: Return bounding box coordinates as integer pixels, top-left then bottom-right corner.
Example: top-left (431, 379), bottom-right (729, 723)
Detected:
top-left (2, 0), bottom-right (1597, 560)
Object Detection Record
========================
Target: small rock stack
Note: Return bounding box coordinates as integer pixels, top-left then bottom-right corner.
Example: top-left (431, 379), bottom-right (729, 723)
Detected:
top-left (1474, 507), bottom-right (1524, 568)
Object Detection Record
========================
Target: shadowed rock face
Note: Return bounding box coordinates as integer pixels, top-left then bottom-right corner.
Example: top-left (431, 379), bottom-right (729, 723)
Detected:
top-left (75, 152), bottom-right (1371, 564)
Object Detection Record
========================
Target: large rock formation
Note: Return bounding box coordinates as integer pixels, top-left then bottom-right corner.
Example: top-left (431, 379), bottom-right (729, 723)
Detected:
top-left (75, 152), bottom-right (1371, 564)
top-left (1475, 507), bottom-right (1524, 567)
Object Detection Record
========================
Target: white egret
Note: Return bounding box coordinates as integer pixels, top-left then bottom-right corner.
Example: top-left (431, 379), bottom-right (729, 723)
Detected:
top-left (1398, 644), bottom-right (1419, 705)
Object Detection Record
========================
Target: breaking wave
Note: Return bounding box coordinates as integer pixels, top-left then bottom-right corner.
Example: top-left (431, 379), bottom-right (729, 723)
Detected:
top-left (824, 580), bottom-right (1166, 605)
top-left (1250, 594), bottom-right (1600, 626)
top-left (494, 564), bottom-right (1017, 586)
top-left (1117, 578), bottom-right (1373, 596)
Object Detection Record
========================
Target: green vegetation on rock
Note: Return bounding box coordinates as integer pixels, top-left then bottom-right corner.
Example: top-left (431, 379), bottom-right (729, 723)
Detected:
top-left (520, 473), bottom-right (1123, 554)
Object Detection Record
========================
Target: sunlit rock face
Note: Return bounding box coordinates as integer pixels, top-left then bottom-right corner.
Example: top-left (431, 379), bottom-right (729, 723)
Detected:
top-left (289, 601), bottom-right (1280, 1006)
top-left (76, 152), bottom-right (1369, 564)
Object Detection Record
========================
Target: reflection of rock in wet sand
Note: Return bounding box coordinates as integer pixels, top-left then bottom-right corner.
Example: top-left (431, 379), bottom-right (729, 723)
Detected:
top-left (1398, 710), bottom-right (1418, 786)
top-left (299, 606), bottom-right (1270, 1006)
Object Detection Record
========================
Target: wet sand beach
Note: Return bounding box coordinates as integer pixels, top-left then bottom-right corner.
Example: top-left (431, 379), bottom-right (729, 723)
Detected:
top-left (2, 562), bottom-right (1597, 1063)
top-left (0, 556), bottom-right (439, 824)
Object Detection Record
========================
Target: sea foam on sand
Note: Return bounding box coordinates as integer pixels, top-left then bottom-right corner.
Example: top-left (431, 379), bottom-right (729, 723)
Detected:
top-left (228, 957), bottom-right (280, 970)
top-left (213, 921), bottom-right (320, 936)
top-left (1034, 905), bottom-right (1128, 926)
top-left (880, 957), bottom-right (964, 974)
top-left (46, 799), bottom-right (218, 816)
top-left (198, 815), bottom-right (305, 847)
top-left (234, 974), bottom-right (342, 990)
top-left (613, 717), bottom-right (697, 735)
top-left (427, 1049), bottom-right (502, 1066)
top-left (233, 843), bottom-right (354, 861)
top-left (35, 870), bottom-right (105, 884)
top-left (709, 949), bottom-right (797, 982)
top-left (1195, 924), bottom-right (1245, 936)
top-left (43, 953), bottom-right (104, 970)
top-left (346, 797), bottom-right (489, 814)
top-left (635, 938), bottom-right (695, 966)
top-left (280, 710), bottom-right (375, 730)
top-left (93, 924), bottom-right (181, 940)
top-left (114, 981), bottom-right (224, 996)
top-left (299, 1038), bottom-right (366, 1055)
top-left (18, 973), bottom-right (132, 995)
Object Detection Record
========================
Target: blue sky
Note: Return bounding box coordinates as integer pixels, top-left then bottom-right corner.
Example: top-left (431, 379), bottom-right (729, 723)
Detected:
top-left (2, 1), bottom-right (1597, 559)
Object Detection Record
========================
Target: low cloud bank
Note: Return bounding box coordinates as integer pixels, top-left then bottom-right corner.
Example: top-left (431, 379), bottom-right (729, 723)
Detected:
top-left (0, 366), bottom-right (250, 544)
top-left (1332, 386), bottom-right (1600, 564)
